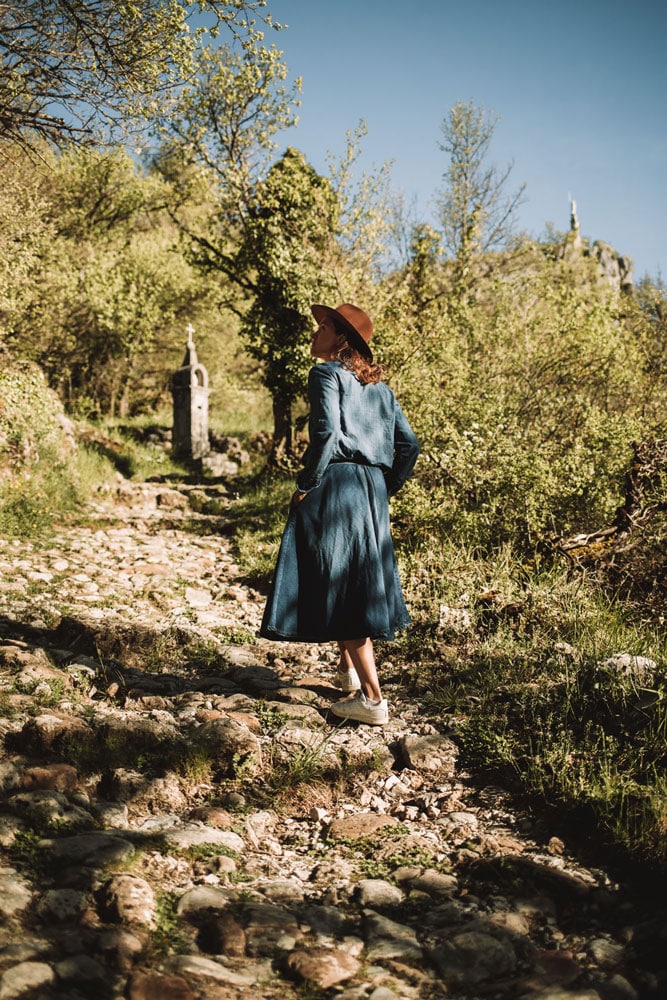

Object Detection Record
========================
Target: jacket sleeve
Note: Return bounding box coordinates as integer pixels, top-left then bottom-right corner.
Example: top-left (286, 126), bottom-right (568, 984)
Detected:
top-left (385, 399), bottom-right (419, 497)
top-left (296, 365), bottom-right (341, 493)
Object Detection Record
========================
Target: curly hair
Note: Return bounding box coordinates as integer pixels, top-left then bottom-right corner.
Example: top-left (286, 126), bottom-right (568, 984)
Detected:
top-left (335, 346), bottom-right (385, 384)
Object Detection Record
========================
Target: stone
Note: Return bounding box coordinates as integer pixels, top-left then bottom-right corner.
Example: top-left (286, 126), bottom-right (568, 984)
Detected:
top-left (176, 886), bottom-right (235, 918)
top-left (170, 955), bottom-right (257, 986)
top-left (284, 947), bottom-right (361, 989)
top-left (127, 970), bottom-right (194, 1000)
top-left (162, 823), bottom-right (244, 853)
top-left (356, 879), bottom-right (404, 908)
top-left (588, 937), bottom-right (626, 967)
top-left (398, 733), bottom-right (458, 772)
top-left (9, 789), bottom-right (94, 830)
top-left (198, 913), bottom-right (246, 957)
top-left (327, 813), bottom-right (400, 841)
top-left (96, 928), bottom-right (145, 972)
top-left (8, 713), bottom-right (92, 754)
top-left (35, 888), bottom-right (88, 922)
top-left (54, 954), bottom-right (106, 983)
top-left (528, 949), bottom-right (583, 986)
top-left (363, 910), bottom-right (422, 961)
top-left (429, 930), bottom-right (516, 987)
top-left (194, 717), bottom-right (262, 773)
top-left (189, 805), bottom-right (234, 828)
top-left (408, 870), bottom-right (458, 896)
top-left (0, 873), bottom-right (32, 918)
top-left (0, 961), bottom-right (56, 999)
top-left (600, 653), bottom-right (656, 682)
top-left (45, 832), bottom-right (135, 866)
top-left (243, 902), bottom-right (301, 956)
top-left (599, 973), bottom-right (639, 1000)
top-left (0, 815), bottom-right (23, 848)
top-left (19, 764), bottom-right (79, 793)
top-left (99, 875), bottom-right (157, 927)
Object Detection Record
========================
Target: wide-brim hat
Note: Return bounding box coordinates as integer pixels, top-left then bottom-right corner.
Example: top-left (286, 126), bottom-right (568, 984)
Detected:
top-left (310, 302), bottom-right (374, 361)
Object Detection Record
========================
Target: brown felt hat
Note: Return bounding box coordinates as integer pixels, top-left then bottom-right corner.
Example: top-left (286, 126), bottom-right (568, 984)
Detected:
top-left (310, 302), bottom-right (374, 361)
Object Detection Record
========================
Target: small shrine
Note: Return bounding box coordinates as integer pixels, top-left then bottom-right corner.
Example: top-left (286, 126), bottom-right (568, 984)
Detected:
top-left (171, 324), bottom-right (210, 461)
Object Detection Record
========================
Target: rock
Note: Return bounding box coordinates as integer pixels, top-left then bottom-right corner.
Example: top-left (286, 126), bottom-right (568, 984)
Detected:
top-left (54, 954), bottom-right (106, 983)
top-left (588, 937), bottom-right (626, 967)
top-left (189, 805), bottom-right (234, 828)
top-left (0, 961), bottom-right (56, 999)
top-left (194, 717), bottom-right (262, 774)
top-left (363, 910), bottom-right (422, 961)
top-left (19, 764), bottom-right (79, 793)
top-left (127, 970), bottom-right (194, 1000)
top-left (170, 955), bottom-right (257, 986)
top-left (528, 949), bottom-right (583, 986)
top-left (155, 489), bottom-right (188, 509)
top-left (284, 947), bottom-right (361, 989)
top-left (599, 973), bottom-right (639, 1000)
top-left (299, 904), bottom-right (346, 937)
top-left (8, 713), bottom-right (92, 754)
top-left (197, 913), bottom-right (246, 957)
top-left (162, 823), bottom-right (244, 853)
top-left (9, 789), bottom-right (94, 830)
top-left (99, 875), bottom-right (156, 927)
top-left (0, 874), bottom-right (32, 918)
top-left (356, 879), bottom-right (404, 908)
top-left (327, 813), bottom-right (400, 841)
top-left (201, 453), bottom-right (239, 477)
top-left (407, 870), bottom-right (458, 897)
top-left (429, 930), bottom-right (516, 987)
top-left (45, 832), bottom-right (135, 866)
top-left (35, 888), bottom-right (88, 922)
top-left (243, 902), bottom-right (301, 956)
top-left (600, 653), bottom-right (656, 682)
top-left (398, 733), bottom-right (458, 772)
top-left (176, 886), bottom-right (235, 918)
top-left (96, 928), bottom-right (145, 972)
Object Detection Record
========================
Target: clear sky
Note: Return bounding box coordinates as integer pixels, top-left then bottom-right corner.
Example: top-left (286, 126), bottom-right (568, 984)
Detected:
top-left (263, 0), bottom-right (666, 281)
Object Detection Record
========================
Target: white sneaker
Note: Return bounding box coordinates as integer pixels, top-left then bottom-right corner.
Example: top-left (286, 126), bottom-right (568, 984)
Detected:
top-left (336, 666), bottom-right (361, 693)
top-left (331, 690), bottom-right (389, 725)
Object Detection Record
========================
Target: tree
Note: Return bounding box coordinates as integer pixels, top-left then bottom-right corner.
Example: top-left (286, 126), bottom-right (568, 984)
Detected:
top-left (237, 147), bottom-right (338, 462)
top-left (437, 99), bottom-right (525, 280)
top-left (0, 1), bottom-right (281, 152)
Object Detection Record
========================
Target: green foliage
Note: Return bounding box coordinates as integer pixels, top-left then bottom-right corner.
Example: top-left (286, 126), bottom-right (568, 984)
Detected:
top-left (437, 99), bottom-right (525, 270)
top-left (1, 1), bottom-right (282, 151)
top-left (384, 249), bottom-right (650, 555)
top-left (150, 891), bottom-right (190, 958)
top-left (0, 361), bottom-right (84, 537)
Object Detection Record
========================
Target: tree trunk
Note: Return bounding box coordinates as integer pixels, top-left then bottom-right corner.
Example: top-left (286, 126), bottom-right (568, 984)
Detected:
top-left (269, 398), bottom-right (293, 467)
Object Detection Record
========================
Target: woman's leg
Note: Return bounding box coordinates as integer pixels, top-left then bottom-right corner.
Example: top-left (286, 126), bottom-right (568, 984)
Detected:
top-left (340, 638), bottom-right (382, 702)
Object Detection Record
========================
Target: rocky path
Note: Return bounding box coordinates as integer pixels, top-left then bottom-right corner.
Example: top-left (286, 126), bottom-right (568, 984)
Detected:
top-left (0, 478), bottom-right (662, 1000)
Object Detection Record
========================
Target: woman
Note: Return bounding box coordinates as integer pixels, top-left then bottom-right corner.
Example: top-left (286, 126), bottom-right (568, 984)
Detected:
top-left (259, 303), bottom-right (419, 725)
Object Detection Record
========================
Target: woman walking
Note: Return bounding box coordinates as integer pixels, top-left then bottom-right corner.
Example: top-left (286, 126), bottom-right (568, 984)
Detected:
top-left (259, 303), bottom-right (419, 725)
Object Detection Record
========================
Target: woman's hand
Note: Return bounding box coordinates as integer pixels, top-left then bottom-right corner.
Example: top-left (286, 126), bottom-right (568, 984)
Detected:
top-left (291, 490), bottom-right (307, 509)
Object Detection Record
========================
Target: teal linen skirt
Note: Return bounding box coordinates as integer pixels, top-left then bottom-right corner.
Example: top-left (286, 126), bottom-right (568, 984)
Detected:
top-left (259, 462), bottom-right (410, 642)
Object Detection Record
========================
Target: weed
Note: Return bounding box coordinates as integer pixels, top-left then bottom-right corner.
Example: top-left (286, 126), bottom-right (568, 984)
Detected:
top-left (176, 842), bottom-right (239, 862)
top-left (214, 625), bottom-right (256, 645)
top-left (149, 892), bottom-right (191, 958)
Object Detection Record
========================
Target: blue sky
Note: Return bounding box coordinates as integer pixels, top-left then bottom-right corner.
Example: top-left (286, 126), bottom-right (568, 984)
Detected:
top-left (262, 0), bottom-right (666, 280)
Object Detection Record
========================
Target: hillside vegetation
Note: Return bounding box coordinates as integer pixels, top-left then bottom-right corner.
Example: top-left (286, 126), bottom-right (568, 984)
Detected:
top-left (1, 14), bottom-right (666, 871)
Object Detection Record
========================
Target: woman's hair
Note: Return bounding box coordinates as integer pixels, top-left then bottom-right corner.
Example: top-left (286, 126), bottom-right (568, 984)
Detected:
top-left (335, 345), bottom-right (385, 384)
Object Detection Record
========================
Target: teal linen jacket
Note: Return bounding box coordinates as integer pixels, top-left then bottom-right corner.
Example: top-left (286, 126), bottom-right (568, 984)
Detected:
top-left (296, 361), bottom-right (420, 497)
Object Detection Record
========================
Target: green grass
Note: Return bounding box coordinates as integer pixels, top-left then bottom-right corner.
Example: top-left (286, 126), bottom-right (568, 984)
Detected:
top-left (398, 550), bottom-right (667, 869)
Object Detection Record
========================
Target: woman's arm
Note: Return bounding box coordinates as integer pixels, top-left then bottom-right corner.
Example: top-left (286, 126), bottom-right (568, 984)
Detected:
top-left (385, 400), bottom-right (419, 497)
top-left (295, 365), bottom-right (341, 494)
